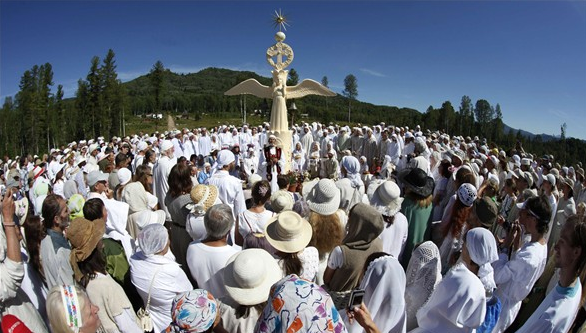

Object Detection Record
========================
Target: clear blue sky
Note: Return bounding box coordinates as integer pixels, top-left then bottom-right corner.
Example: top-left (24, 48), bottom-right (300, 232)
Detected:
top-left (1, 1), bottom-right (585, 139)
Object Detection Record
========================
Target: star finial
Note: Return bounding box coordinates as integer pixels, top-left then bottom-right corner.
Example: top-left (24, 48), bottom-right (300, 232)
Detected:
top-left (272, 9), bottom-right (290, 32)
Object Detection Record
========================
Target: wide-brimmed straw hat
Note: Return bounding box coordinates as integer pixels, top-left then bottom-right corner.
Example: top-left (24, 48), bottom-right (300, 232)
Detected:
top-left (398, 167), bottom-right (435, 198)
top-left (367, 179), bottom-right (403, 217)
top-left (264, 211), bottom-right (313, 253)
top-left (189, 184), bottom-right (219, 215)
top-left (223, 249), bottom-right (283, 306)
top-left (305, 178), bottom-right (341, 216)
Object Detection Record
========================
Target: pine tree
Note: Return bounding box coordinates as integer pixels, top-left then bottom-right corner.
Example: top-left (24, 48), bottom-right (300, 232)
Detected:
top-left (150, 60), bottom-right (166, 115)
top-left (87, 56), bottom-right (102, 138)
top-left (343, 74), bottom-right (358, 123)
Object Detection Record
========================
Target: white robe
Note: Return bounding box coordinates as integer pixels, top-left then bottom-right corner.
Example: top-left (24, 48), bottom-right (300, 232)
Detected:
top-left (152, 155), bottom-right (177, 221)
top-left (198, 135), bottom-right (212, 157)
top-left (413, 263), bottom-right (486, 333)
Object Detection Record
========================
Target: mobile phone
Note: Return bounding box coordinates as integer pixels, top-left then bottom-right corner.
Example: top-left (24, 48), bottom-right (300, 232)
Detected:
top-left (347, 289), bottom-right (365, 311)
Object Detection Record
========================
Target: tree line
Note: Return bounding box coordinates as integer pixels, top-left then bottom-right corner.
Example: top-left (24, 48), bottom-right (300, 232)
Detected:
top-left (1, 50), bottom-right (584, 166)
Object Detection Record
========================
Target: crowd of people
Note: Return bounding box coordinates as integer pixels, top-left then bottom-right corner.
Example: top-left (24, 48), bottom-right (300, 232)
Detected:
top-left (1, 120), bottom-right (586, 333)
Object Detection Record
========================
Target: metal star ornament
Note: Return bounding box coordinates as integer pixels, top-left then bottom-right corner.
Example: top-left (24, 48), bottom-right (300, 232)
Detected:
top-left (272, 9), bottom-right (290, 31)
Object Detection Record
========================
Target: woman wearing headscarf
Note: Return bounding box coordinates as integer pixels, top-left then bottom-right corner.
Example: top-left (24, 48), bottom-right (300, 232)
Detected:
top-left (404, 241), bottom-right (442, 331)
top-left (336, 156), bottom-right (367, 214)
top-left (67, 216), bottom-right (142, 333)
top-left (292, 141), bottom-right (306, 173)
top-left (439, 183), bottom-right (477, 274)
top-left (255, 274), bottom-right (348, 333)
top-left (165, 289), bottom-right (222, 333)
top-left (346, 253), bottom-right (406, 333)
top-left (412, 227), bottom-right (498, 333)
top-left (308, 141), bottom-right (321, 179)
top-left (129, 224), bottom-right (193, 333)
top-left (324, 203), bottom-right (384, 308)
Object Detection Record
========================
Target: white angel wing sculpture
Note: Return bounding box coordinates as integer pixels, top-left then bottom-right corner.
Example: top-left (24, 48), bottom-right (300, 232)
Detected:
top-left (287, 79), bottom-right (336, 99)
top-left (224, 79), bottom-right (272, 99)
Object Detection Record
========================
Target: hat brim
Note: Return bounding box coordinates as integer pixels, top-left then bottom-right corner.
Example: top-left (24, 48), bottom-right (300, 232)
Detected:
top-left (264, 214), bottom-right (313, 253)
top-left (397, 169), bottom-right (435, 198)
top-left (306, 192), bottom-right (341, 216)
top-left (367, 179), bottom-right (403, 217)
top-left (223, 249), bottom-right (283, 306)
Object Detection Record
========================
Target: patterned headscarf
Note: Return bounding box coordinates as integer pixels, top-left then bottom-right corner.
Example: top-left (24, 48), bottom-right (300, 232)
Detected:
top-left (166, 289), bottom-right (217, 333)
top-left (255, 275), bottom-right (347, 333)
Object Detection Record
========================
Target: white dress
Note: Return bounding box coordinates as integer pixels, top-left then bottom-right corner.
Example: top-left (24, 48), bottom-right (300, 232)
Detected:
top-left (491, 241), bottom-right (548, 333)
top-left (412, 263), bottom-right (486, 333)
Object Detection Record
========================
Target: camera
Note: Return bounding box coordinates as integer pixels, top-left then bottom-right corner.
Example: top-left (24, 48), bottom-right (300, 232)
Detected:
top-left (347, 289), bottom-right (365, 311)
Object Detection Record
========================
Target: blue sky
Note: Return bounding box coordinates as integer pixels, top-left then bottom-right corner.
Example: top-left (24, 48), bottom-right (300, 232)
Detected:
top-left (1, 1), bottom-right (585, 139)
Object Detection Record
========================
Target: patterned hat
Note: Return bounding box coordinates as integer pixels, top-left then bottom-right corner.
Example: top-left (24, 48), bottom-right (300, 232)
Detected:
top-left (255, 274), bottom-right (347, 333)
top-left (457, 183), bottom-right (477, 207)
top-left (166, 289), bottom-right (217, 333)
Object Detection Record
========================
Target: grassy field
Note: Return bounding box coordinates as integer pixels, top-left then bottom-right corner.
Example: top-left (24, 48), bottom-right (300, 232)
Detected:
top-left (123, 113), bottom-right (270, 135)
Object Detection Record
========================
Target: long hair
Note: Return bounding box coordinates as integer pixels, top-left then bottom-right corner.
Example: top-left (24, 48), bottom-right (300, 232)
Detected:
top-left (566, 215), bottom-right (586, 306)
top-left (24, 215), bottom-right (46, 282)
top-left (77, 247), bottom-right (107, 288)
top-left (278, 252), bottom-right (303, 276)
top-left (308, 211), bottom-right (344, 258)
top-left (134, 165), bottom-right (153, 193)
top-left (442, 198), bottom-right (472, 239)
top-left (404, 189), bottom-right (433, 208)
top-left (168, 163), bottom-right (193, 198)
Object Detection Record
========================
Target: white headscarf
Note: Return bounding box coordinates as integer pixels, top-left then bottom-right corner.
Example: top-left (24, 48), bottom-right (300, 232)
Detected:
top-left (405, 241), bottom-right (442, 331)
top-left (341, 156), bottom-right (363, 188)
top-left (138, 223), bottom-right (169, 256)
top-left (346, 255), bottom-right (406, 333)
top-left (465, 227), bottom-right (498, 293)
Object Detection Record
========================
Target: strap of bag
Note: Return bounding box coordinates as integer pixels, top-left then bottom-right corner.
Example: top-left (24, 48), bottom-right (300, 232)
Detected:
top-left (145, 266), bottom-right (162, 311)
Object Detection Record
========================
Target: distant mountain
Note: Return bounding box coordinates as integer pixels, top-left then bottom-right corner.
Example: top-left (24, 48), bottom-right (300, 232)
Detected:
top-left (502, 124), bottom-right (559, 142)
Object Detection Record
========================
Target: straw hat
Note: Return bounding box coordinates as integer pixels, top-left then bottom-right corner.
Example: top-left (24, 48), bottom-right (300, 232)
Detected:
top-left (265, 211), bottom-right (313, 253)
top-left (367, 179), bottom-right (403, 217)
top-left (223, 249), bottom-right (283, 305)
top-left (189, 185), bottom-right (218, 215)
top-left (305, 178), bottom-right (341, 216)
top-left (270, 190), bottom-right (294, 213)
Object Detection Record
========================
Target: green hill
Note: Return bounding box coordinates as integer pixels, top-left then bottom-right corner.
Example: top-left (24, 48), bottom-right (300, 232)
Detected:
top-left (120, 67), bottom-right (423, 129)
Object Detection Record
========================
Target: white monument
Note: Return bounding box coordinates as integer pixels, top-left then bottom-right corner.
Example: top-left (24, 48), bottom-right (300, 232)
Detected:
top-left (225, 11), bottom-right (335, 172)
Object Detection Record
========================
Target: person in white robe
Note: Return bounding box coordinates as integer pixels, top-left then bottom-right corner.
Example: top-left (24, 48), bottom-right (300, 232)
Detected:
top-left (300, 127), bottom-right (314, 159)
top-left (412, 227), bottom-right (498, 333)
top-left (404, 241), bottom-right (441, 331)
top-left (198, 129), bottom-right (212, 157)
top-left (129, 224), bottom-right (193, 333)
top-left (291, 142), bottom-right (306, 174)
top-left (208, 150), bottom-right (246, 237)
top-left (152, 140), bottom-right (177, 222)
top-left (516, 214), bottom-right (585, 333)
top-left (345, 255), bottom-right (406, 333)
top-left (491, 195), bottom-right (550, 333)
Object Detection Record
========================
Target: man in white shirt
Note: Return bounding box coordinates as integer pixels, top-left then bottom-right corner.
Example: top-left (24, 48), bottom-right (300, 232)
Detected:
top-left (152, 140), bottom-right (176, 222)
top-left (186, 204), bottom-right (239, 299)
top-left (207, 150), bottom-right (246, 223)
